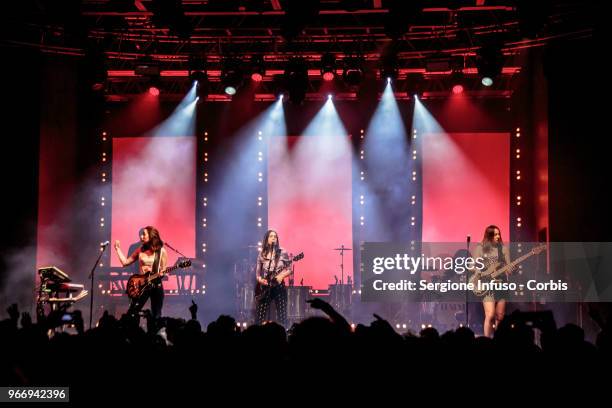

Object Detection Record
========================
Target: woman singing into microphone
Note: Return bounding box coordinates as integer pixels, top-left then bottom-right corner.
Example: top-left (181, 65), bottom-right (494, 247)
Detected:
top-left (254, 230), bottom-right (291, 327)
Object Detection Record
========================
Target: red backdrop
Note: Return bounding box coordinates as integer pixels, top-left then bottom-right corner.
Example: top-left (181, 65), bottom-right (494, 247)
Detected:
top-left (422, 132), bottom-right (510, 242)
top-left (268, 136), bottom-right (353, 289)
top-left (111, 137), bottom-right (196, 279)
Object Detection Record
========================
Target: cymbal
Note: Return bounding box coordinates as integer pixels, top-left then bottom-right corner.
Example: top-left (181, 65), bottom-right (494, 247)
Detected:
top-left (332, 247), bottom-right (352, 251)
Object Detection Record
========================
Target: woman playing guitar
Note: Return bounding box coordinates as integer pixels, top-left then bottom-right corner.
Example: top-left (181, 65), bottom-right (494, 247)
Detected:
top-left (471, 225), bottom-right (515, 337)
top-left (254, 230), bottom-right (292, 327)
top-left (114, 226), bottom-right (167, 320)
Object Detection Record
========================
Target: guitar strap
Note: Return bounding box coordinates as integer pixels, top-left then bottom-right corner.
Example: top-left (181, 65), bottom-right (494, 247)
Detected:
top-left (153, 249), bottom-right (161, 273)
top-left (497, 244), bottom-right (506, 267)
top-left (151, 249), bottom-right (161, 284)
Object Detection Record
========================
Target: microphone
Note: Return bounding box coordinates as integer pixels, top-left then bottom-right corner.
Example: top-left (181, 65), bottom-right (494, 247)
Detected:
top-left (334, 275), bottom-right (338, 284)
top-left (100, 241), bottom-right (110, 248)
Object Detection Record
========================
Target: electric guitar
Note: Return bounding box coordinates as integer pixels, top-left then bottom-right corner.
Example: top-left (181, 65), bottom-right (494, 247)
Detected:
top-left (469, 244), bottom-right (546, 296)
top-left (254, 252), bottom-right (304, 302)
top-left (126, 259), bottom-right (192, 300)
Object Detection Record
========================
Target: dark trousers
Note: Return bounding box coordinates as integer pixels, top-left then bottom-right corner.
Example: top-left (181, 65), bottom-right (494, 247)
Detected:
top-left (127, 284), bottom-right (164, 320)
top-left (255, 285), bottom-right (287, 328)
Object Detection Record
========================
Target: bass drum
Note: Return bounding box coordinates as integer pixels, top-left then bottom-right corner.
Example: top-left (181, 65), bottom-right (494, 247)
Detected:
top-left (286, 286), bottom-right (311, 323)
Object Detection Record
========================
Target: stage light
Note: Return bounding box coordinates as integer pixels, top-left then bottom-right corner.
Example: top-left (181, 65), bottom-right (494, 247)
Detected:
top-left (342, 57), bottom-right (364, 86)
top-left (221, 58), bottom-right (244, 96)
top-left (84, 44), bottom-right (107, 92)
top-left (320, 53), bottom-right (336, 81)
top-left (481, 77), bottom-right (493, 87)
top-left (188, 54), bottom-right (208, 100)
top-left (477, 43), bottom-right (503, 87)
top-left (250, 55), bottom-right (265, 82)
top-left (190, 71), bottom-right (208, 100)
top-left (149, 86), bottom-right (160, 96)
top-left (284, 58), bottom-right (308, 105)
top-left (380, 48), bottom-right (399, 85)
top-left (452, 84), bottom-right (464, 94)
top-left (328, 94), bottom-right (332, 100)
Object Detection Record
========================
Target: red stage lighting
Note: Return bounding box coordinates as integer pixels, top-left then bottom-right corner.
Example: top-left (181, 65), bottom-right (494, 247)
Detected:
top-left (320, 53), bottom-right (336, 82)
top-left (149, 86), bottom-right (160, 96)
top-left (251, 72), bottom-right (263, 82)
top-left (322, 71), bottom-right (335, 81)
top-left (452, 84), bottom-right (464, 95)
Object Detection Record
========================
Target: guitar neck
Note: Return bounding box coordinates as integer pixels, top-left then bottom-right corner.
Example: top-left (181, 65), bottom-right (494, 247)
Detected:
top-left (492, 250), bottom-right (539, 278)
top-left (147, 265), bottom-right (178, 282)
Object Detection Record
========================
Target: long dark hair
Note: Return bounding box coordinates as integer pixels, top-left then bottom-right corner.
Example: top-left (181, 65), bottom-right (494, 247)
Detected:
top-left (481, 225), bottom-right (504, 258)
top-left (142, 226), bottom-right (164, 252)
top-left (482, 225), bottom-right (503, 244)
top-left (261, 230), bottom-right (281, 261)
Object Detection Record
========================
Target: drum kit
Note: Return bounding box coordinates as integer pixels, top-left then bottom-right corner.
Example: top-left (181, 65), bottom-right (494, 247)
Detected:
top-left (234, 243), bottom-right (355, 324)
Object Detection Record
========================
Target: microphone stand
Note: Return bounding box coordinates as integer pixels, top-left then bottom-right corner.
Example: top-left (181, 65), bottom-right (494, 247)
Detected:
top-left (88, 243), bottom-right (109, 330)
top-left (339, 245), bottom-right (346, 284)
top-left (164, 241), bottom-right (190, 294)
top-left (164, 241), bottom-right (189, 258)
top-left (465, 235), bottom-right (471, 328)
